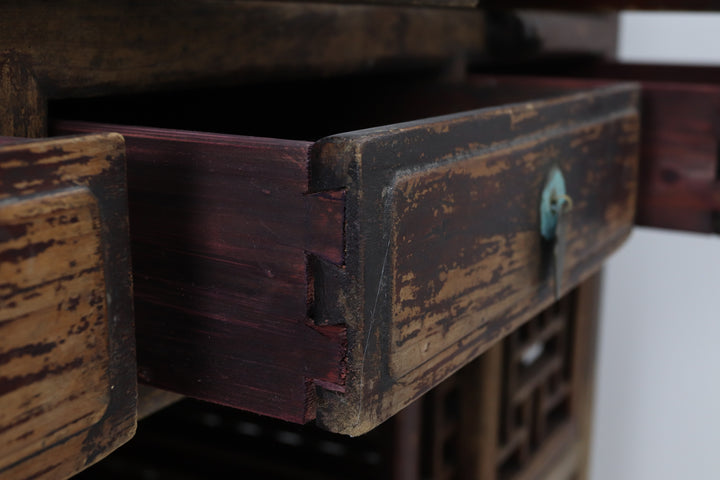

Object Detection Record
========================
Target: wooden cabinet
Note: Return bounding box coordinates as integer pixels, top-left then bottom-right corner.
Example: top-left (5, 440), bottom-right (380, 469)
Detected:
top-left (53, 77), bottom-right (638, 436)
top-left (0, 135), bottom-right (136, 479)
top-left (3, 2), bottom-right (713, 479)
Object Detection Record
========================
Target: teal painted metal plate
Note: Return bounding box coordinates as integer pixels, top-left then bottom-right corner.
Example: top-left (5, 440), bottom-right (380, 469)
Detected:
top-left (540, 166), bottom-right (567, 240)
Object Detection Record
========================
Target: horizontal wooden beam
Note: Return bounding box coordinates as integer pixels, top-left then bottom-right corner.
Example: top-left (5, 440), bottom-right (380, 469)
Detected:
top-left (467, 65), bottom-right (720, 234)
top-left (2, 1), bottom-right (486, 98)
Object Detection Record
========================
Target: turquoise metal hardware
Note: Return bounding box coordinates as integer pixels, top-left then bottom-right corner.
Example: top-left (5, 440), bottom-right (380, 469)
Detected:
top-left (540, 166), bottom-right (571, 241)
top-left (540, 166), bottom-right (573, 299)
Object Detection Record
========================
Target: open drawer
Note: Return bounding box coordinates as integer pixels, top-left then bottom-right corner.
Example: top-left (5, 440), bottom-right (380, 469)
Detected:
top-left (54, 76), bottom-right (639, 435)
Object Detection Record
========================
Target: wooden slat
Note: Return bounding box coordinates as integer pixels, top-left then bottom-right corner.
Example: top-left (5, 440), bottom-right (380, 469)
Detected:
top-left (311, 82), bottom-right (639, 435)
top-left (55, 122), bottom-right (347, 424)
top-left (1, 1), bottom-right (485, 98)
top-left (0, 134), bottom-right (135, 479)
top-left (572, 272), bottom-right (602, 480)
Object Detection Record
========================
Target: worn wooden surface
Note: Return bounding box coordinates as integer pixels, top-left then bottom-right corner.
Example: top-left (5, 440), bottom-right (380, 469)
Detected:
top-left (492, 0), bottom-right (720, 9)
top-left (467, 71), bottom-right (720, 234)
top-left (635, 83), bottom-right (720, 233)
top-left (1, 1), bottom-right (485, 99)
top-left (0, 52), bottom-right (45, 137)
top-left (420, 276), bottom-right (600, 480)
top-left (55, 122), bottom-right (347, 424)
top-left (563, 66), bottom-right (720, 234)
top-left (311, 82), bottom-right (639, 435)
top-left (0, 135), bottom-right (135, 478)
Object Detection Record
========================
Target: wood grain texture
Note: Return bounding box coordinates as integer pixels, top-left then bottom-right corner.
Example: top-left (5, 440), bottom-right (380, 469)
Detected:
top-left (467, 71), bottom-right (720, 234)
top-left (0, 134), bottom-right (135, 478)
top-left (0, 52), bottom-right (45, 137)
top-left (1, 1), bottom-right (485, 98)
top-left (310, 82), bottom-right (639, 435)
top-left (572, 272), bottom-right (602, 480)
top-left (490, 0), bottom-right (720, 9)
top-left (55, 122), bottom-right (347, 424)
top-left (635, 83), bottom-right (720, 233)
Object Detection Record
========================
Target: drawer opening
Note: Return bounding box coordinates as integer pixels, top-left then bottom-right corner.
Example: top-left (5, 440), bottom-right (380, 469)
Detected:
top-left (49, 73), bottom-right (603, 142)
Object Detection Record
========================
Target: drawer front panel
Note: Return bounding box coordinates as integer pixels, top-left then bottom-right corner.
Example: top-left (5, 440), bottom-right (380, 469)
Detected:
top-left (311, 83), bottom-right (639, 435)
top-left (390, 115), bottom-right (635, 379)
top-left (0, 135), bottom-right (136, 478)
top-left (0, 189), bottom-right (109, 465)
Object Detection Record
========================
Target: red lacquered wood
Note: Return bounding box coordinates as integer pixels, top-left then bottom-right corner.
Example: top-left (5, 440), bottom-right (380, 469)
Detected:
top-left (635, 83), bottom-right (720, 233)
top-left (54, 121), bottom-right (347, 423)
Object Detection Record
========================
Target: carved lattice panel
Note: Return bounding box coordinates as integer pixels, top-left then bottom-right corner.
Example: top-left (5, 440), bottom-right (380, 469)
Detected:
top-left (422, 285), bottom-right (589, 480)
top-left (423, 375), bottom-right (463, 480)
top-left (496, 295), bottom-right (576, 479)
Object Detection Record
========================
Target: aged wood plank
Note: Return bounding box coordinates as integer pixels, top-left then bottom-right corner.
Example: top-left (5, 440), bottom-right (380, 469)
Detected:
top-left (0, 52), bottom-right (45, 137)
top-left (493, 0), bottom-right (720, 9)
top-left (55, 122), bottom-right (347, 424)
top-left (311, 82), bottom-right (639, 435)
top-left (2, 1), bottom-right (485, 98)
top-left (465, 73), bottom-right (720, 234)
top-left (0, 134), bottom-right (135, 478)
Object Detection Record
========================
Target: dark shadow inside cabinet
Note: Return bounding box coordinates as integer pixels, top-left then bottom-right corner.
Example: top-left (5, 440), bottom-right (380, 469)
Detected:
top-left (49, 72), bottom-right (599, 142)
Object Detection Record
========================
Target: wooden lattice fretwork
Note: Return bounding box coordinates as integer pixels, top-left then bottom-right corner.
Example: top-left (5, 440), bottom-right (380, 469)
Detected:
top-left (422, 372), bottom-right (463, 480)
top-left (496, 294), bottom-right (576, 479)
top-left (422, 285), bottom-right (589, 480)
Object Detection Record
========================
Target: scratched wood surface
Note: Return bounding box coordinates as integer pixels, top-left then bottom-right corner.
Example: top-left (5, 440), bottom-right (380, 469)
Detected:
top-left (466, 69), bottom-right (720, 234)
top-left (55, 122), bottom-right (347, 424)
top-left (0, 135), bottom-right (135, 479)
top-left (310, 82), bottom-right (639, 435)
top-left (1, 1), bottom-right (485, 99)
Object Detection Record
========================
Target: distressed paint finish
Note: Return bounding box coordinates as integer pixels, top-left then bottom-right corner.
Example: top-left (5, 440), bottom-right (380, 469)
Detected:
top-left (0, 189), bottom-right (109, 469)
top-left (0, 1), bottom-right (485, 98)
top-left (0, 135), bottom-right (135, 478)
top-left (311, 83), bottom-right (639, 435)
top-left (463, 73), bottom-right (720, 234)
top-left (54, 122), bottom-right (347, 424)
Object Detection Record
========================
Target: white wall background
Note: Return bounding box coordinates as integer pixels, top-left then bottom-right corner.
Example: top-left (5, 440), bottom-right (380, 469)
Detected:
top-left (590, 12), bottom-right (720, 480)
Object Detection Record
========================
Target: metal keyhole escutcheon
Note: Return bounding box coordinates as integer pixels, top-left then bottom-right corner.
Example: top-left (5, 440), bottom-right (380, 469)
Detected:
top-left (540, 166), bottom-right (573, 299)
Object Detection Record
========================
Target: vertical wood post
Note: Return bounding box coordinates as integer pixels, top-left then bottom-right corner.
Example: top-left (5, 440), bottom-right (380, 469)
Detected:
top-left (0, 51), bottom-right (46, 137)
